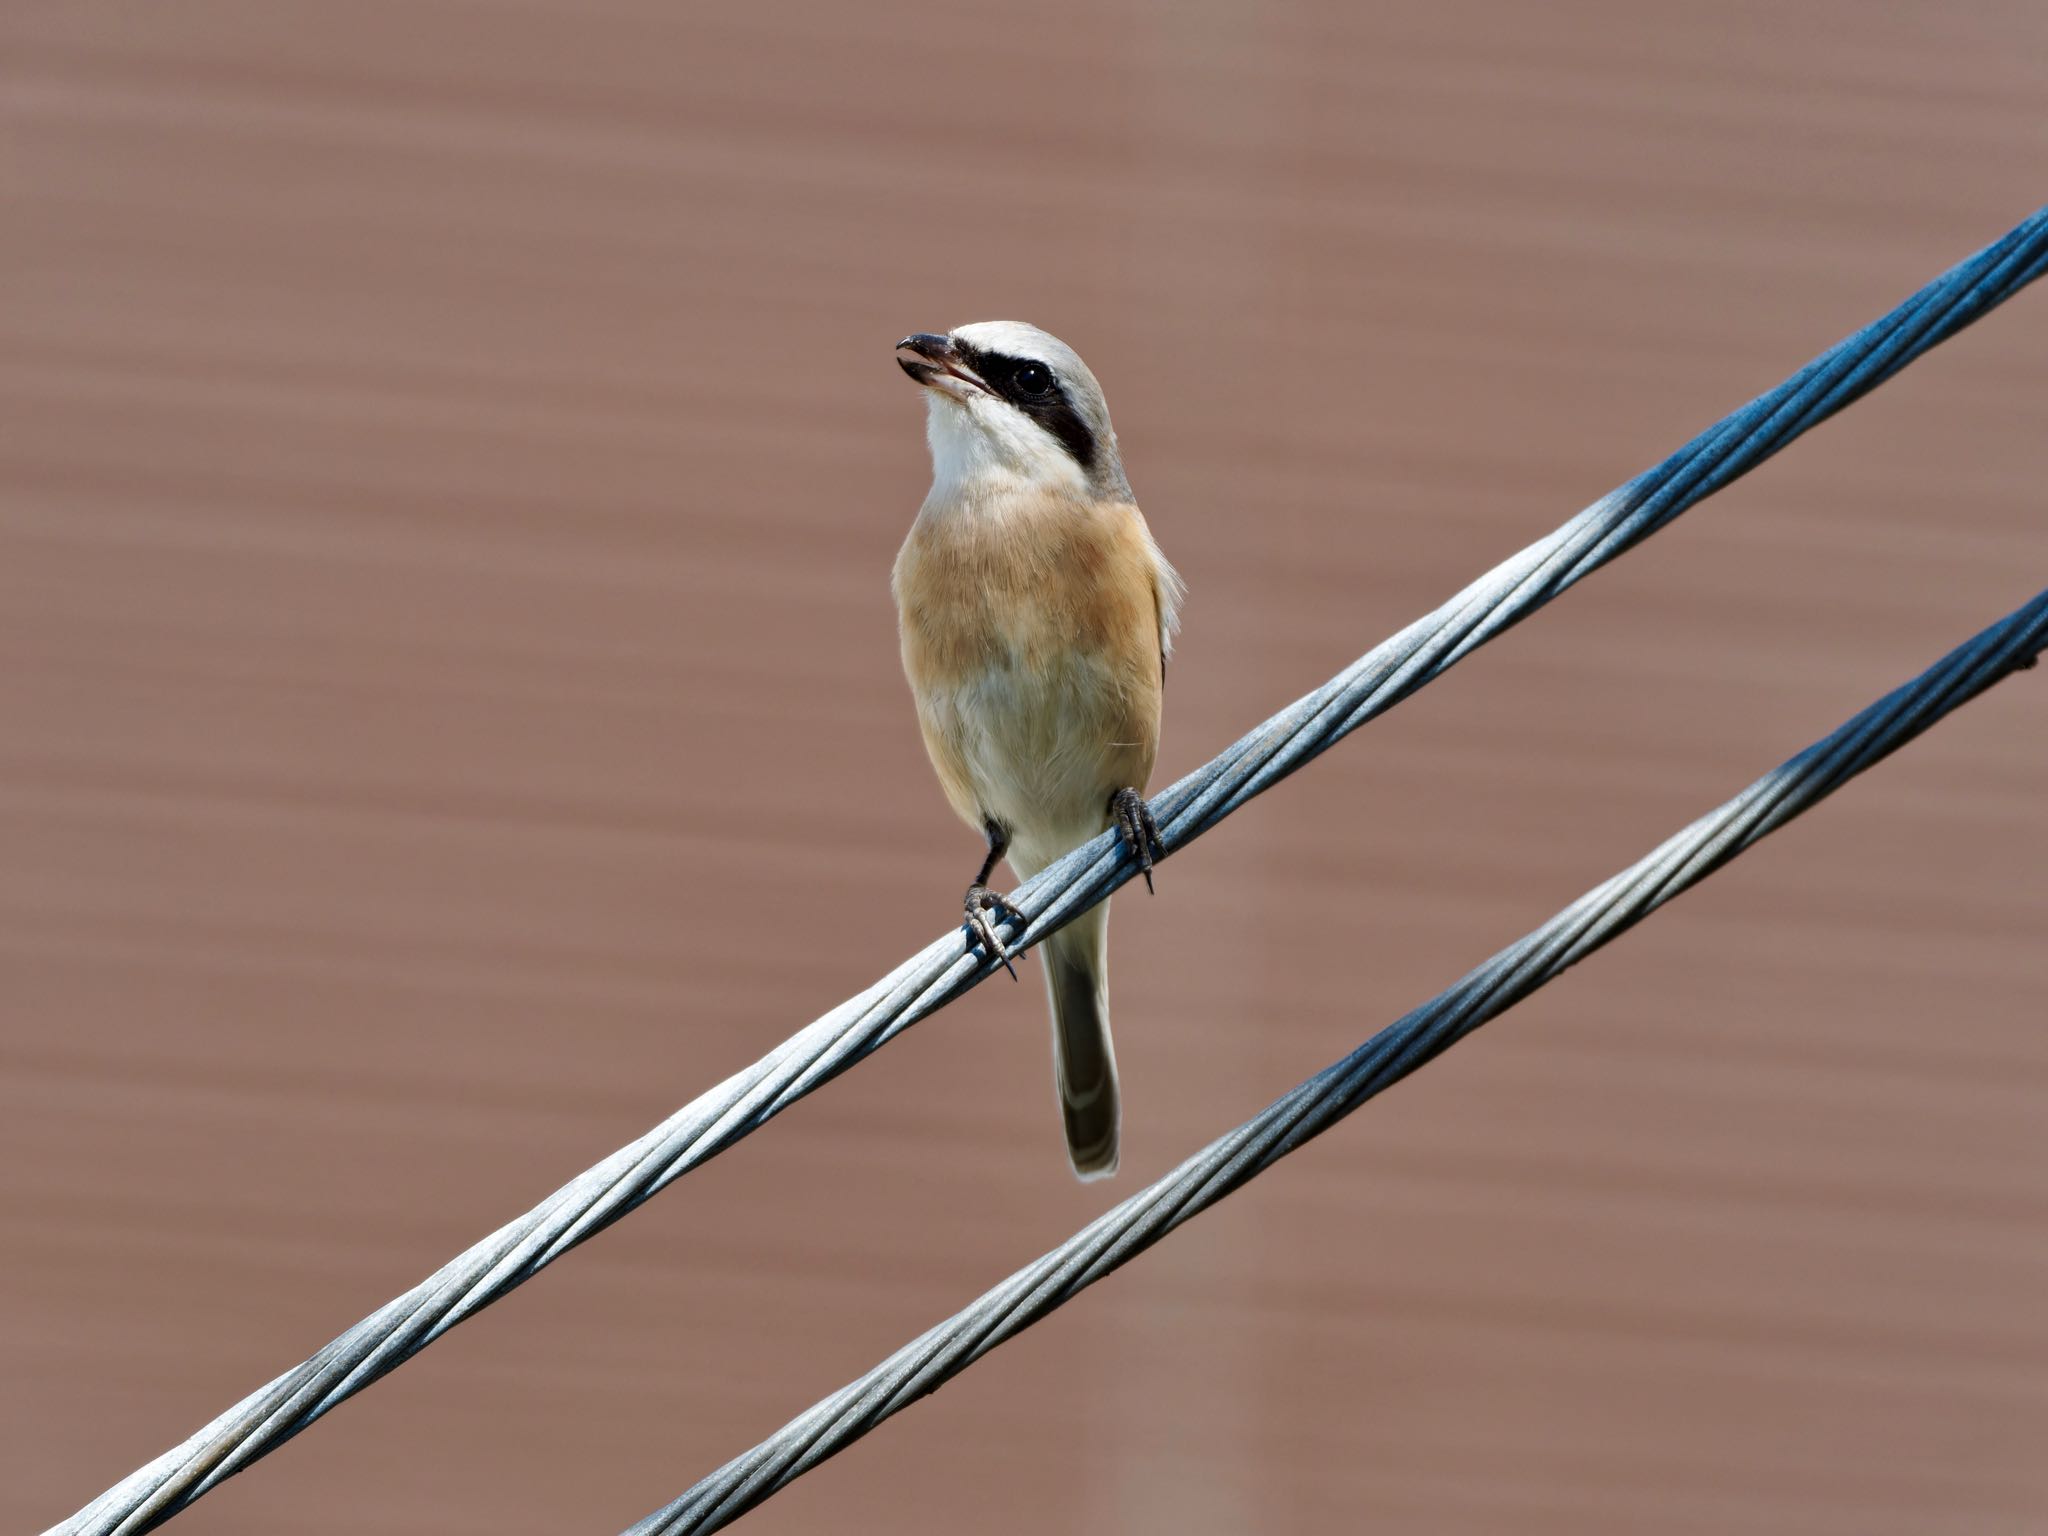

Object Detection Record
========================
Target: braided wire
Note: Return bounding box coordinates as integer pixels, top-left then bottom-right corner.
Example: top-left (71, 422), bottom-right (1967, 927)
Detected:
top-left (51, 208), bottom-right (2048, 1536)
top-left (631, 590), bottom-right (2048, 1535)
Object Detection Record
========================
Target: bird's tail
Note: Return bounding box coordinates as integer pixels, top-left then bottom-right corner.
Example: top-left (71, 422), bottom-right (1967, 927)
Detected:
top-left (1041, 900), bottom-right (1120, 1180)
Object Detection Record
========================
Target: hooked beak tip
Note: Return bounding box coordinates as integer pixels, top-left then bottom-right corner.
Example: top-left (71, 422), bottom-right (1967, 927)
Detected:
top-left (896, 332), bottom-right (953, 363)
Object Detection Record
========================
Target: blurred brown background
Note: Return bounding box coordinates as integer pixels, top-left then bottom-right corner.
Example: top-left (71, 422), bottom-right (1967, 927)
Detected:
top-left (5, 3), bottom-right (2046, 1532)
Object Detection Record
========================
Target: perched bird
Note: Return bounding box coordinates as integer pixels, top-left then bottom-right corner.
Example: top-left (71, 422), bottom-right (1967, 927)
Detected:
top-left (892, 322), bottom-right (1183, 1180)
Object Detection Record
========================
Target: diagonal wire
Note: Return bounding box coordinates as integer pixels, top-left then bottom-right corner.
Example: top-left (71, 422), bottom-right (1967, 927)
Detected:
top-left (48, 208), bottom-right (2048, 1536)
top-left (629, 590), bottom-right (2048, 1536)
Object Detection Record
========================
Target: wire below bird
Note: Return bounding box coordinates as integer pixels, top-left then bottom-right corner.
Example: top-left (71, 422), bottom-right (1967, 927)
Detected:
top-left (625, 589), bottom-right (2048, 1535)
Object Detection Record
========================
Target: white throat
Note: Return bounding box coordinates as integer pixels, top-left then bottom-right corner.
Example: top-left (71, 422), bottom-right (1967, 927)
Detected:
top-left (924, 393), bottom-right (1088, 503)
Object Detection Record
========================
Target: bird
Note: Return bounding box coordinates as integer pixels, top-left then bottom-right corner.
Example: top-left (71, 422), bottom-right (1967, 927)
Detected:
top-left (891, 321), bottom-right (1183, 1180)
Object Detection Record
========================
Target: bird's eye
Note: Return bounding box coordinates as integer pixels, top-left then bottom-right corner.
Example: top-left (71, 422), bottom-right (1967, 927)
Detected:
top-left (1012, 362), bottom-right (1053, 398)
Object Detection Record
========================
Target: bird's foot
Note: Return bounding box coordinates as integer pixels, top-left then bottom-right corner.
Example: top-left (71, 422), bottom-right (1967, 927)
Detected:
top-left (964, 884), bottom-right (1024, 980)
top-left (1109, 787), bottom-right (1166, 894)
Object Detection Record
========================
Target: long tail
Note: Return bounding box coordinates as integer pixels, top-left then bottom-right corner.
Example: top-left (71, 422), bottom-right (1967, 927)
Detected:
top-left (1041, 900), bottom-right (1120, 1180)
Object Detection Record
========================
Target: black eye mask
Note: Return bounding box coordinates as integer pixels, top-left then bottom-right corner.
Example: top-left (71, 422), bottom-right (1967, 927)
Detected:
top-left (955, 343), bottom-right (1100, 474)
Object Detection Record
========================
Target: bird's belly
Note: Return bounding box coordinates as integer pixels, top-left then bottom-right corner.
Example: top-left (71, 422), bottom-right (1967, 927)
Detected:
top-left (919, 651), bottom-right (1147, 874)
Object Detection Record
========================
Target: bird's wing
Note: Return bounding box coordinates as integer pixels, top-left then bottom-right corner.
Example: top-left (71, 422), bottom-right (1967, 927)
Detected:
top-left (1144, 524), bottom-right (1185, 684)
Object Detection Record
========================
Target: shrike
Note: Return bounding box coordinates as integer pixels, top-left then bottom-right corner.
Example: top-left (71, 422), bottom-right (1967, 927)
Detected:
top-left (893, 322), bottom-right (1183, 1180)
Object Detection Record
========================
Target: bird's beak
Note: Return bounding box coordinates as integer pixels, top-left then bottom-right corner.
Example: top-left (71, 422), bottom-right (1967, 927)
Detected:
top-left (896, 332), bottom-right (992, 401)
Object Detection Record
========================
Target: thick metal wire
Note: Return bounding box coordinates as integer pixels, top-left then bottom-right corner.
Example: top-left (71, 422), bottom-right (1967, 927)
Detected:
top-left (51, 208), bottom-right (2048, 1536)
top-left (629, 591), bottom-right (2048, 1536)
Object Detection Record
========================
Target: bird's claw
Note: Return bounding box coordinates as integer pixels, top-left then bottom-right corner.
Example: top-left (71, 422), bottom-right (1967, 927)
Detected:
top-left (1109, 787), bottom-right (1166, 894)
top-left (964, 883), bottom-right (1023, 980)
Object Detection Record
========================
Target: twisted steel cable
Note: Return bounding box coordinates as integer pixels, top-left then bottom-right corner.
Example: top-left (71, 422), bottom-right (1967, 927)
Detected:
top-left (630, 589), bottom-right (2048, 1536)
top-left (51, 208), bottom-right (2048, 1536)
